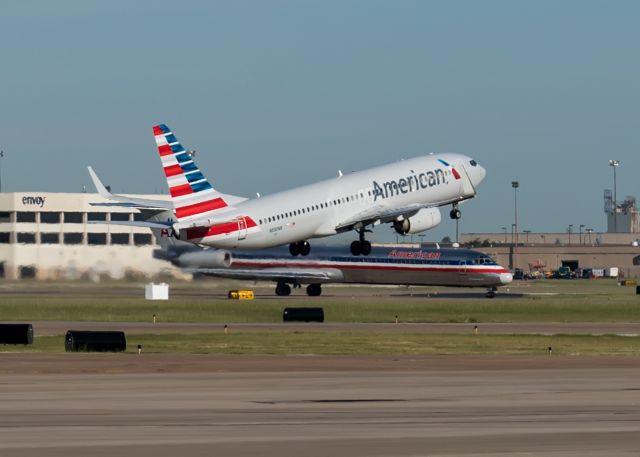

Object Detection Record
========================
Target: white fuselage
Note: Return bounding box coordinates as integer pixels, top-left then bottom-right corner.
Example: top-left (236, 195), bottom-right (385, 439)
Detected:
top-left (183, 153), bottom-right (485, 249)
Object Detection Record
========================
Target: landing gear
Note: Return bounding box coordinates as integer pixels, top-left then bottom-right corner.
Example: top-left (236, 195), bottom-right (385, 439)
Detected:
top-left (306, 283), bottom-right (322, 296)
top-left (289, 240), bottom-right (311, 256)
top-left (485, 287), bottom-right (496, 299)
top-left (449, 203), bottom-right (461, 220)
top-left (350, 228), bottom-right (372, 256)
top-left (275, 282), bottom-right (291, 296)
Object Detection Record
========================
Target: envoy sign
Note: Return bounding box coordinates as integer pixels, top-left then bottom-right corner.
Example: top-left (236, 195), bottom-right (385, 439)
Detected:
top-left (21, 195), bottom-right (47, 208)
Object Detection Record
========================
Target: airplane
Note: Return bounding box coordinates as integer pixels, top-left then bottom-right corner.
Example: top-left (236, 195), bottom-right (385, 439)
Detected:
top-left (155, 243), bottom-right (513, 298)
top-left (89, 124), bottom-right (486, 256)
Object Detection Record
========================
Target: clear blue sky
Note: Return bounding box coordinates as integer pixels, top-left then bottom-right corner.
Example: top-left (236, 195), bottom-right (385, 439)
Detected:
top-left (1, 0), bottom-right (638, 242)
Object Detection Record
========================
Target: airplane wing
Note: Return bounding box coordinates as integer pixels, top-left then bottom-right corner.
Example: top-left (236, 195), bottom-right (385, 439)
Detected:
top-left (88, 166), bottom-right (172, 210)
top-left (186, 267), bottom-right (344, 283)
top-left (334, 197), bottom-right (474, 232)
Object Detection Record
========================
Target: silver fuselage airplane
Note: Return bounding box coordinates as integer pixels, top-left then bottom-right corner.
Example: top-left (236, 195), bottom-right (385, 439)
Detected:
top-left (159, 244), bottom-right (512, 297)
top-left (90, 124), bottom-right (486, 256)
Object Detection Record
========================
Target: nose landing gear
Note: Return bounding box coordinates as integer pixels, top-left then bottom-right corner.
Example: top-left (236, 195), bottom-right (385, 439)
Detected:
top-left (449, 203), bottom-right (461, 220)
top-left (289, 240), bottom-right (311, 256)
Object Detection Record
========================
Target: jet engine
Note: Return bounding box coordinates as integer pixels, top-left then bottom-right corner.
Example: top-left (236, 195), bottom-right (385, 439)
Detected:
top-left (393, 207), bottom-right (442, 235)
top-left (175, 249), bottom-right (233, 268)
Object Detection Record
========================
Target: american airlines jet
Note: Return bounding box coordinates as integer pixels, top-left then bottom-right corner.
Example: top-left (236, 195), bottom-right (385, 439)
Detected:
top-left (89, 124), bottom-right (486, 256)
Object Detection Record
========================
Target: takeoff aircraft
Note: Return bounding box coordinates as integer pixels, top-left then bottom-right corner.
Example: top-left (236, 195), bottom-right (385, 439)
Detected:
top-left (89, 124), bottom-right (486, 256)
top-left (156, 244), bottom-right (512, 298)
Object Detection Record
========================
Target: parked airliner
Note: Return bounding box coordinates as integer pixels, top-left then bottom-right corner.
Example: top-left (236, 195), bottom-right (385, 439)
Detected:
top-left (156, 244), bottom-right (512, 298)
top-left (89, 124), bottom-right (486, 256)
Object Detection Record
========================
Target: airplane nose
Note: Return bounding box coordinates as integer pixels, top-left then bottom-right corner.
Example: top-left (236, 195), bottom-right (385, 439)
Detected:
top-left (500, 272), bottom-right (513, 285)
top-left (472, 163), bottom-right (486, 187)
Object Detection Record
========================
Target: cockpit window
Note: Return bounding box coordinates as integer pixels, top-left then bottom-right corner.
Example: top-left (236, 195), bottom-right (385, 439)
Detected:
top-left (469, 159), bottom-right (478, 167)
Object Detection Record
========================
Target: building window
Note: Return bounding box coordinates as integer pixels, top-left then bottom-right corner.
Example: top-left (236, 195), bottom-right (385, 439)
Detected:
top-left (17, 212), bottom-right (36, 223)
top-left (40, 212), bottom-right (61, 223)
top-left (17, 233), bottom-right (36, 244)
top-left (111, 233), bottom-right (130, 245)
top-left (111, 213), bottom-right (131, 222)
top-left (41, 233), bottom-right (60, 244)
top-left (0, 212), bottom-right (10, 222)
top-left (87, 212), bottom-right (107, 221)
top-left (63, 233), bottom-right (83, 244)
top-left (64, 212), bottom-right (84, 223)
top-left (134, 233), bottom-right (152, 245)
top-left (88, 233), bottom-right (107, 245)
top-left (133, 212), bottom-right (147, 222)
top-left (0, 232), bottom-right (10, 243)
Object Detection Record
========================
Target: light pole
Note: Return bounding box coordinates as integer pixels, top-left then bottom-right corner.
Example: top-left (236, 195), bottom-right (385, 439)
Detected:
top-left (501, 226), bottom-right (507, 244)
top-left (0, 150), bottom-right (4, 192)
top-left (579, 224), bottom-right (585, 245)
top-left (568, 224), bottom-right (573, 245)
top-left (586, 228), bottom-right (593, 245)
top-left (609, 160), bottom-right (620, 232)
top-left (512, 181), bottom-right (519, 270)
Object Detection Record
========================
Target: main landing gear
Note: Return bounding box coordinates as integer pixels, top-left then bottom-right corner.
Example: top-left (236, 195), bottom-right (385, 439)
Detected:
top-left (289, 240), bottom-right (310, 256)
top-left (350, 228), bottom-right (372, 256)
top-left (449, 203), bottom-right (461, 220)
top-left (276, 281), bottom-right (292, 296)
top-left (485, 287), bottom-right (497, 299)
top-left (275, 281), bottom-right (322, 296)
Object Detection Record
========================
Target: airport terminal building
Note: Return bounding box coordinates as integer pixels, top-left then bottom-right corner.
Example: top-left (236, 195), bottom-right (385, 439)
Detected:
top-left (0, 192), bottom-right (181, 280)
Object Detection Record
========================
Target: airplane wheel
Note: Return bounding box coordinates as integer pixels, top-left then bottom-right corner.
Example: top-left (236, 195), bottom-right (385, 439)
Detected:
top-left (299, 241), bottom-right (311, 256)
top-left (360, 240), bottom-right (372, 256)
top-left (307, 284), bottom-right (322, 296)
top-left (289, 243), bottom-right (300, 256)
top-left (450, 209), bottom-right (461, 219)
top-left (276, 282), bottom-right (291, 296)
top-left (350, 240), bottom-right (361, 256)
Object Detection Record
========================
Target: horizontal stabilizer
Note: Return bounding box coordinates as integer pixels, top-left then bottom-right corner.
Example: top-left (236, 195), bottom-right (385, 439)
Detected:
top-left (88, 220), bottom-right (172, 229)
top-left (87, 166), bottom-right (172, 210)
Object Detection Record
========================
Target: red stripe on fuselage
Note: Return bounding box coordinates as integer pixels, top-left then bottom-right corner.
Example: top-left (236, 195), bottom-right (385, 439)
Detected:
top-left (232, 260), bottom-right (509, 275)
top-left (186, 217), bottom-right (257, 239)
top-left (176, 198), bottom-right (228, 219)
top-left (170, 184), bottom-right (193, 197)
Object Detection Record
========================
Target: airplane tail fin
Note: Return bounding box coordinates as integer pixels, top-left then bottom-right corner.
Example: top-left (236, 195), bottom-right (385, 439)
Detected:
top-left (153, 124), bottom-right (232, 223)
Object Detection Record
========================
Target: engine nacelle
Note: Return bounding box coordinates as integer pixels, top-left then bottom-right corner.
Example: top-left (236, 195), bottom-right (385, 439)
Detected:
top-left (175, 249), bottom-right (233, 268)
top-left (393, 207), bottom-right (442, 235)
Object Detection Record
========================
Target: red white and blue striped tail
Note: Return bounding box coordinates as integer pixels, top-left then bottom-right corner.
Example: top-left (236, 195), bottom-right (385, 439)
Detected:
top-left (153, 124), bottom-right (231, 222)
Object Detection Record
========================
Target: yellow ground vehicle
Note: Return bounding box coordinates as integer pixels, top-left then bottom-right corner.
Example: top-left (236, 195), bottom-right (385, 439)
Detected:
top-left (227, 290), bottom-right (255, 300)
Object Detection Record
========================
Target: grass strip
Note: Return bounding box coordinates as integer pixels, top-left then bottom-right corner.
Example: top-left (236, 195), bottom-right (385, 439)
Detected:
top-left (8, 331), bottom-right (640, 356)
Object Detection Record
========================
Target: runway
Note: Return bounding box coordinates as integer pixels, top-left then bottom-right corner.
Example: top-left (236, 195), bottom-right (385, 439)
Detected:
top-left (1, 355), bottom-right (640, 456)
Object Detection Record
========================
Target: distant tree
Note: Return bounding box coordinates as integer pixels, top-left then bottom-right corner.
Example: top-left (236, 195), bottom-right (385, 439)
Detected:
top-left (441, 236), bottom-right (452, 244)
top-left (481, 239), bottom-right (492, 247)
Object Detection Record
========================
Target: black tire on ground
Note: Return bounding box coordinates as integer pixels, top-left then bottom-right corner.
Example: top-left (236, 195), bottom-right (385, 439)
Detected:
top-left (307, 284), bottom-right (322, 296)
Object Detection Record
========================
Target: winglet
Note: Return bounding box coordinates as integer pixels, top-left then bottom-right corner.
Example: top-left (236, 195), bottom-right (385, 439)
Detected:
top-left (87, 166), bottom-right (114, 199)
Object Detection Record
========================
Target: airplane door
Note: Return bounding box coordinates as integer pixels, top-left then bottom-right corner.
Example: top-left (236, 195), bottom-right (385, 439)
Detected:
top-left (237, 217), bottom-right (247, 240)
